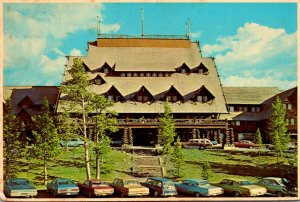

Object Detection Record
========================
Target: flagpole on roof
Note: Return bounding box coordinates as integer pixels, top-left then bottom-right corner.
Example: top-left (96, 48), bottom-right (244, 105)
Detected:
top-left (97, 16), bottom-right (101, 38)
top-left (141, 8), bottom-right (144, 37)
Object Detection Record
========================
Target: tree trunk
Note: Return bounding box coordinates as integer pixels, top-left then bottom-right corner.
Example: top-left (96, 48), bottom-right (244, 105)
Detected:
top-left (44, 161), bottom-right (47, 185)
top-left (96, 152), bottom-right (100, 179)
top-left (82, 98), bottom-right (91, 180)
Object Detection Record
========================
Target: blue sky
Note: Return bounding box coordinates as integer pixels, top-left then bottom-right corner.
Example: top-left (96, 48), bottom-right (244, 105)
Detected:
top-left (3, 3), bottom-right (297, 90)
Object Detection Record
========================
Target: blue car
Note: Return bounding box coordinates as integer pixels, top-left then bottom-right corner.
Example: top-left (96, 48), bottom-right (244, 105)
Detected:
top-left (4, 178), bottom-right (37, 198)
top-left (46, 178), bottom-right (79, 197)
top-left (175, 179), bottom-right (224, 197)
top-left (141, 177), bottom-right (177, 197)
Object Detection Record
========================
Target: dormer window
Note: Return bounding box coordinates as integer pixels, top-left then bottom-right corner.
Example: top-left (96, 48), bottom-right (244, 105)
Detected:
top-left (91, 75), bottom-right (106, 85)
top-left (140, 73), bottom-right (144, 77)
top-left (192, 86), bottom-right (214, 103)
top-left (104, 86), bottom-right (124, 102)
top-left (193, 63), bottom-right (209, 74)
top-left (108, 95), bottom-right (114, 101)
top-left (134, 73), bottom-right (138, 77)
top-left (159, 73), bottom-right (163, 77)
top-left (121, 73), bottom-right (125, 77)
top-left (181, 69), bottom-right (186, 73)
top-left (162, 86), bottom-right (183, 103)
top-left (132, 86), bottom-right (154, 103)
top-left (152, 72), bottom-right (157, 77)
top-left (199, 69), bottom-right (203, 74)
top-left (95, 78), bottom-right (102, 85)
top-left (172, 96), bottom-right (177, 102)
top-left (127, 72), bottom-right (132, 77)
top-left (104, 68), bottom-right (109, 73)
top-left (197, 95), bottom-right (207, 102)
top-left (146, 73), bottom-right (151, 77)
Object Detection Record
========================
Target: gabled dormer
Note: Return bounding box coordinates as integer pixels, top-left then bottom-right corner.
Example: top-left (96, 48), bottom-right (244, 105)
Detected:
top-left (161, 85), bottom-right (183, 102)
top-left (192, 63), bottom-right (209, 74)
top-left (90, 75), bottom-right (106, 85)
top-left (18, 96), bottom-right (34, 109)
top-left (104, 85), bottom-right (124, 102)
top-left (82, 62), bottom-right (91, 72)
top-left (132, 86), bottom-right (155, 103)
top-left (192, 85), bottom-right (215, 103)
top-left (100, 62), bottom-right (114, 74)
top-left (175, 63), bottom-right (191, 74)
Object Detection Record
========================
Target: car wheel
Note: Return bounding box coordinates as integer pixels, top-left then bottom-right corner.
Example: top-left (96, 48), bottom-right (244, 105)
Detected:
top-left (233, 191), bottom-right (240, 197)
top-left (153, 191), bottom-right (158, 197)
top-left (276, 191), bottom-right (284, 197)
top-left (194, 192), bottom-right (201, 197)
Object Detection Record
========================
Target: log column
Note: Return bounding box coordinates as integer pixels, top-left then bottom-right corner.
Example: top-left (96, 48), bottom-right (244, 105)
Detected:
top-left (122, 128), bottom-right (129, 146)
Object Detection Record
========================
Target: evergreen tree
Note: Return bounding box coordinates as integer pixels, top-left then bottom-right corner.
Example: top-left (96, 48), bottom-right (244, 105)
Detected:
top-left (201, 161), bottom-right (212, 180)
top-left (3, 99), bottom-right (26, 180)
top-left (159, 101), bottom-right (176, 155)
top-left (90, 94), bottom-right (118, 179)
top-left (171, 136), bottom-right (184, 178)
top-left (31, 97), bottom-right (60, 185)
top-left (255, 127), bottom-right (263, 157)
top-left (60, 58), bottom-right (94, 179)
top-left (268, 96), bottom-right (290, 162)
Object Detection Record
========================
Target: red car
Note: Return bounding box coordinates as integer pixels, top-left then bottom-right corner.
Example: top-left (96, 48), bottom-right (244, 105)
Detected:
top-left (77, 179), bottom-right (114, 197)
top-left (234, 140), bottom-right (257, 148)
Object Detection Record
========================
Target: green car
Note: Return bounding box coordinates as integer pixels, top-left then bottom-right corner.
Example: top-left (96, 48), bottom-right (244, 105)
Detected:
top-left (215, 179), bottom-right (267, 197)
top-left (255, 177), bottom-right (290, 197)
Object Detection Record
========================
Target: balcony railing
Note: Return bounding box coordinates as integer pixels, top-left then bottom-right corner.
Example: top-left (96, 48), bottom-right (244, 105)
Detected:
top-left (117, 118), bottom-right (227, 126)
top-left (98, 34), bottom-right (189, 40)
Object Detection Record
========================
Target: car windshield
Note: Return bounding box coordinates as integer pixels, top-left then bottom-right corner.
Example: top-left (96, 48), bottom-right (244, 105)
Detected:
top-left (124, 180), bottom-right (140, 186)
top-left (196, 181), bottom-right (209, 186)
top-left (92, 182), bottom-right (108, 187)
top-left (239, 181), bottom-right (252, 186)
top-left (11, 179), bottom-right (29, 186)
top-left (59, 181), bottom-right (75, 185)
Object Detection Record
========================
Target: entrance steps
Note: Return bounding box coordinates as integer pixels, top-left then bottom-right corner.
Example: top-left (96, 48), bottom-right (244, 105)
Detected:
top-left (132, 152), bottom-right (163, 177)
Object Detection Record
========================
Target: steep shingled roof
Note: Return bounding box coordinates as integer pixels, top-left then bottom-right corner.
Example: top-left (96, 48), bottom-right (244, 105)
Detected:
top-left (59, 39), bottom-right (228, 114)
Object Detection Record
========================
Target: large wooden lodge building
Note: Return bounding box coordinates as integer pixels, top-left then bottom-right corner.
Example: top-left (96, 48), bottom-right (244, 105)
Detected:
top-left (3, 35), bottom-right (297, 146)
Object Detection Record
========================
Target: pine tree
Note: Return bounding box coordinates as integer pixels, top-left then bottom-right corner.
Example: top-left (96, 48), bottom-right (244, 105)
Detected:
top-left (31, 97), bottom-right (60, 185)
top-left (268, 96), bottom-right (290, 162)
top-left (201, 161), bottom-right (212, 180)
top-left (60, 58), bottom-right (94, 179)
top-left (3, 99), bottom-right (26, 180)
top-left (171, 136), bottom-right (184, 178)
top-left (159, 101), bottom-right (176, 155)
top-left (255, 127), bottom-right (263, 157)
top-left (90, 94), bottom-right (118, 179)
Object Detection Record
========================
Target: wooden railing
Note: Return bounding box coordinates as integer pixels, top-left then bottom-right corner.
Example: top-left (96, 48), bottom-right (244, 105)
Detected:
top-left (117, 118), bottom-right (227, 126)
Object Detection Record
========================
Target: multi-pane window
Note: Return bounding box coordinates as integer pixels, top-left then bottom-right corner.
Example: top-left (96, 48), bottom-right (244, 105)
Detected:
top-left (244, 107), bottom-right (248, 112)
top-left (236, 121), bottom-right (240, 126)
top-left (167, 96), bottom-right (172, 102)
top-left (288, 104), bottom-right (292, 110)
top-left (108, 95), bottom-right (114, 101)
top-left (199, 69), bottom-right (204, 74)
top-left (95, 79), bottom-right (102, 85)
top-left (172, 96), bottom-right (177, 102)
top-left (181, 69), bottom-right (186, 73)
top-left (137, 96), bottom-right (143, 102)
top-left (165, 73), bottom-right (170, 77)
top-left (104, 68), bottom-right (109, 73)
top-left (159, 73), bottom-right (163, 77)
top-left (256, 107), bottom-right (260, 112)
top-left (127, 72), bottom-right (132, 77)
top-left (134, 73), bottom-right (138, 77)
top-left (197, 95), bottom-right (208, 102)
top-left (140, 73), bottom-right (144, 77)
top-left (121, 73), bottom-right (125, 77)
top-left (229, 106), bottom-right (234, 112)
top-left (152, 72), bottom-right (157, 77)
top-left (146, 73), bottom-right (151, 77)
top-left (143, 96), bottom-right (148, 102)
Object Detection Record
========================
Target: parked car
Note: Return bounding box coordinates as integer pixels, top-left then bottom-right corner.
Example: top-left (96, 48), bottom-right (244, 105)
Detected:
top-left (214, 179), bottom-right (267, 197)
top-left (77, 179), bottom-right (114, 197)
top-left (234, 140), bottom-right (257, 148)
top-left (110, 178), bottom-right (149, 197)
top-left (141, 177), bottom-right (177, 197)
top-left (175, 179), bottom-right (224, 197)
top-left (60, 138), bottom-right (84, 147)
top-left (4, 178), bottom-right (37, 198)
top-left (255, 177), bottom-right (294, 197)
top-left (46, 178), bottom-right (79, 197)
top-left (182, 139), bottom-right (213, 149)
top-left (211, 140), bottom-right (223, 149)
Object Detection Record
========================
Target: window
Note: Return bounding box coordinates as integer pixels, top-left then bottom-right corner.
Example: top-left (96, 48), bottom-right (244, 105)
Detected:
top-left (137, 96), bottom-right (143, 102)
top-left (199, 69), bottom-right (204, 74)
top-left (121, 73), bottom-right (125, 77)
top-left (229, 106), bottom-right (234, 112)
top-left (236, 121), bottom-right (240, 126)
top-left (238, 107), bottom-right (243, 111)
top-left (181, 69), bottom-right (186, 73)
top-left (244, 107), bottom-right (248, 112)
top-left (197, 96), bottom-right (203, 102)
top-left (127, 72), bottom-right (132, 77)
top-left (115, 96), bottom-right (120, 102)
top-left (256, 107), bottom-right (260, 112)
top-left (172, 96), bottom-right (177, 102)
top-left (159, 73), bottom-right (163, 77)
top-left (95, 79), bottom-right (102, 85)
top-left (251, 107), bottom-right (256, 112)
top-left (203, 96), bottom-right (208, 102)
top-left (134, 73), bottom-right (138, 77)
top-left (146, 73), bottom-right (151, 77)
top-left (290, 119), bottom-right (295, 125)
top-left (167, 96), bottom-right (172, 102)
top-left (165, 73), bottom-right (170, 77)
top-left (108, 95), bottom-right (114, 101)
top-left (288, 104), bottom-right (292, 110)
top-left (143, 96), bottom-right (148, 102)
top-left (152, 72), bottom-right (157, 77)
top-left (140, 73), bottom-right (144, 77)
top-left (104, 68), bottom-right (109, 73)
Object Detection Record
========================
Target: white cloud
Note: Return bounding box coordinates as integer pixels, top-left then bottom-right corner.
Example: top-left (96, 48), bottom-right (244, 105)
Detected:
top-left (190, 31), bottom-right (201, 39)
top-left (4, 4), bottom-right (121, 86)
top-left (69, 48), bottom-right (82, 56)
top-left (222, 75), bottom-right (297, 90)
top-left (203, 23), bottom-right (296, 69)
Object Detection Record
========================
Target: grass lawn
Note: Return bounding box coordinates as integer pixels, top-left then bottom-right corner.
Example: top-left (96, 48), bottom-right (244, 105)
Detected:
top-left (14, 147), bottom-right (295, 189)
